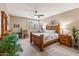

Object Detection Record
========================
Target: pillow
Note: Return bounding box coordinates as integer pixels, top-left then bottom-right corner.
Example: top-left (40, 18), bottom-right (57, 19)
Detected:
top-left (52, 30), bottom-right (55, 33)
top-left (45, 30), bottom-right (55, 34)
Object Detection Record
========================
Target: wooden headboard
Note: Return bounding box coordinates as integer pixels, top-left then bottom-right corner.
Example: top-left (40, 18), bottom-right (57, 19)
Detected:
top-left (46, 24), bottom-right (60, 33)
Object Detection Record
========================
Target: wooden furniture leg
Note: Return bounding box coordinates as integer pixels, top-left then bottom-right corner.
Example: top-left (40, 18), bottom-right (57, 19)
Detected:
top-left (40, 35), bottom-right (44, 51)
top-left (30, 32), bottom-right (32, 43)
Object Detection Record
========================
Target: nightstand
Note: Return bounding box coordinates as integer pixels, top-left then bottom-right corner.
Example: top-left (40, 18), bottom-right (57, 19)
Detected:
top-left (59, 35), bottom-right (72, 47)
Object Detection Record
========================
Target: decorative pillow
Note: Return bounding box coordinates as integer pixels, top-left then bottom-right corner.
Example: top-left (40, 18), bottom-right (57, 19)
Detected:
top-left (45, 30), bottom-right (55, 34)
top-left (52, 30), bottom-right (55, 33)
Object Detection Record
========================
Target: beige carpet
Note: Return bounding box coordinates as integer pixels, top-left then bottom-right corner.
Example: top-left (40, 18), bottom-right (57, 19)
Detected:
top-left (19, 38), bottom-right (79, 56)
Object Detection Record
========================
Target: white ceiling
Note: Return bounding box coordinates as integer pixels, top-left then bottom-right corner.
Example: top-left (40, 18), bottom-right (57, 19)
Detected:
top-left (6, 3), bottom-right (79, 19)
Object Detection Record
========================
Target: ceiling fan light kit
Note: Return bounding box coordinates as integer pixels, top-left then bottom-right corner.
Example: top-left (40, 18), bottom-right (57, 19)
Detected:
top-left (34, 10), bottom-right (44, 19)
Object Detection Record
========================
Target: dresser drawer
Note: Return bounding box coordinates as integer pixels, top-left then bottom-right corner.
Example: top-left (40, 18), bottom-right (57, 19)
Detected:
top-left (59, 35), bottom-right (72, 47)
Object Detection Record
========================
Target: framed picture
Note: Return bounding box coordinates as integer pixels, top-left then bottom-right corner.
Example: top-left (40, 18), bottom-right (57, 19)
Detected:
top-left (14, 24), bottom-right (20, 28)
top-left (51, 20), bottom-right (56, 24)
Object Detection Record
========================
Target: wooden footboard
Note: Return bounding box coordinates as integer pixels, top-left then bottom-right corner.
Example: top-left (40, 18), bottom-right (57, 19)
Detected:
top-left (30, 32), bottom-right (44, 51)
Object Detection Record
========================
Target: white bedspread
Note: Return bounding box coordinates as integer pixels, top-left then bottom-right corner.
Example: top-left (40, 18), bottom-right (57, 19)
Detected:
top-left (33, 32), bottom-right (59, 43)
top-left (44, 33), bottom-right (58, 43)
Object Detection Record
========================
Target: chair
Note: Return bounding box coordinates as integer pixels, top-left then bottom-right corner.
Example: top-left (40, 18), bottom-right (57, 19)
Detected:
top-left (22, 30), bottom-right (28, 38)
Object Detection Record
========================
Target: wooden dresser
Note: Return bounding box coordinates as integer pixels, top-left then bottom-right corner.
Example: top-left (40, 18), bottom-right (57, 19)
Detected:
top-left (59, 35), bottom-right (72, 47)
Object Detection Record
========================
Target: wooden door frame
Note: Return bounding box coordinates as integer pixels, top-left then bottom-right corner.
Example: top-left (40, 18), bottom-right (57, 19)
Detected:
top-left (1, 11), bottom-right (8, 36)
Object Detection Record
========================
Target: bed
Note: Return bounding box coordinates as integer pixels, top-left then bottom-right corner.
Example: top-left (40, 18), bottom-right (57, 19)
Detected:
top-left (30, 24), bottom-right (60, 51)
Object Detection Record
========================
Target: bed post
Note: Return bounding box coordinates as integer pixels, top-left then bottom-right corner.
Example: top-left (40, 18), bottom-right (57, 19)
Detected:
top-left (40, 34), bottom-right (44, 51)
top-left (30, 32), bottom-right (32, 43)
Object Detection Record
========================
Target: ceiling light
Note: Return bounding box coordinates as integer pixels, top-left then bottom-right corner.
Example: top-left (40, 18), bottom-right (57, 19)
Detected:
top-left (34, 16), bottom-right (38, 19)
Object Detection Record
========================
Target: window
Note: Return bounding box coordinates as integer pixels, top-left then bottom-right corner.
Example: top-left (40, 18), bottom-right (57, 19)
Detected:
top-left (28, 19), bottom-right (42, 32)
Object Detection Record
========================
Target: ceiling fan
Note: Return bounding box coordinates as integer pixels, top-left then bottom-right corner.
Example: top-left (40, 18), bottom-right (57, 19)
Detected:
top-left (34, 11), bottom-right (44, 18)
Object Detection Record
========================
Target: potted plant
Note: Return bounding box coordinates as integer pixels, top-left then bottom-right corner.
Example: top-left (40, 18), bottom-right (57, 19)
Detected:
top-left (0, 33), bottom-right (23, 56)
top-left (72, 26), bottom-right (79, 49)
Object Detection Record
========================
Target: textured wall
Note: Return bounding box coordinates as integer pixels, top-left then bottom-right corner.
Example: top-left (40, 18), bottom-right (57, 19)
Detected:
top-left (10, 16), bottom-right (28, 32)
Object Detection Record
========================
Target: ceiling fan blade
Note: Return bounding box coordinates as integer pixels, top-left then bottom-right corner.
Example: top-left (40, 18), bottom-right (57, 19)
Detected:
top-left (39, 15), bottom-right (44, 16)
top-left (35, 14), bottom-right (44, 16)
